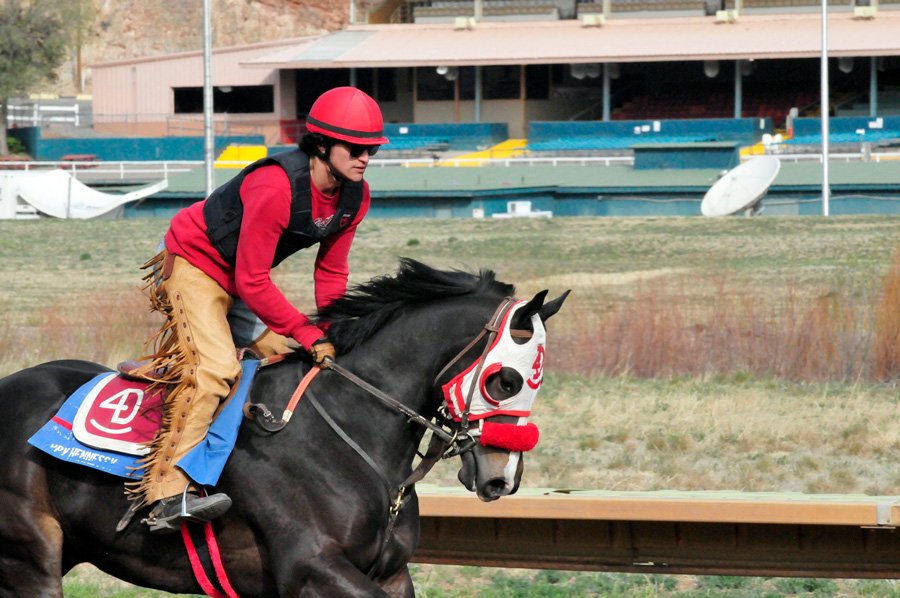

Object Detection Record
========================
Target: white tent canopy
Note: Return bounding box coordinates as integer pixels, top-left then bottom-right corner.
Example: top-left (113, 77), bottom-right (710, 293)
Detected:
top-left (0, 169), bottom-right (167, 220)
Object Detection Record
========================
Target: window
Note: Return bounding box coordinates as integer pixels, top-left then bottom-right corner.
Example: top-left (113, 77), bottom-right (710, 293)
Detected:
top-left (482, 65), bottom-right (520, 100)
top-left (416, 67), bottom-right (455, 101)
top-left (417, 66), bottom-right (521, 101)
top-left (525, 65), bottom-right (550, 99)
top-left (173, 85), bottom-right (274, 114)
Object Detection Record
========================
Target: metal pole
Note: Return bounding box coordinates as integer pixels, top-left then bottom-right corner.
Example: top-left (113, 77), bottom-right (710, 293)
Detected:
top-left (203, 0), bottom-right (215, 198)
top-left (349, 0), bottom-right (355, 24)
top-left (602, 64), bottom-right (611, 121)
top-left (66, 170), bottom-right (73, 219)
top-left (734, 60), bottom-right (743, 119)
top-left (474, 66), bottom-right (482, 123)
top-left (820, 0), bottom-right (830, 216)
top-left (870, 56), bottom-right (878, 117)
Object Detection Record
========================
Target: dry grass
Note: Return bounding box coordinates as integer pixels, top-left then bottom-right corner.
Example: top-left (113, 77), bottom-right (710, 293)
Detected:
top-left (872, 247), bottom-right (900, 381)
top-left (0, 215), bottom-right (893, 596)
top-left (1, 217), bottom-right (897, 495)
top-left (551, 259), bottom-right (899, 383)
top-left (417, 373), bottom-right (900, 495)
top-left (1, 286), bottom-right (158, 374)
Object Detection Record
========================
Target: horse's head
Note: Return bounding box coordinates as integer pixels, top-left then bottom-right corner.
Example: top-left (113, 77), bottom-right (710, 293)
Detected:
top-left (317, 259), bottom-right (568, 502)
top-left (441, 289), bottom-right (569, 501)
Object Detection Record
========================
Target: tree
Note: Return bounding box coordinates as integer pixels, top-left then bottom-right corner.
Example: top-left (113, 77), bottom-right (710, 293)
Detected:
top-left (54, 0), bottom-right (96, 94)
top-left (0, 1), bottom-right (68, 156)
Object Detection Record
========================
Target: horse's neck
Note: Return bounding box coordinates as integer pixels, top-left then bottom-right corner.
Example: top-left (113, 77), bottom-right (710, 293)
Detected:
top-left (326, 320), bottom-right (465, 472)
top-left (319, 302), bottom-right (488, 477)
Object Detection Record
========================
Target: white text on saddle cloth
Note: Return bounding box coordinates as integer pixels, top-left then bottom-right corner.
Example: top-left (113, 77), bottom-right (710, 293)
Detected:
top-left (442, 301), bottom-right (547, 451)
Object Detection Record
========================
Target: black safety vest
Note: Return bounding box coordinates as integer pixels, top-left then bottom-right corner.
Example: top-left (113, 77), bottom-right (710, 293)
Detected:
top-left (203, 150), bottom-right (363, 267)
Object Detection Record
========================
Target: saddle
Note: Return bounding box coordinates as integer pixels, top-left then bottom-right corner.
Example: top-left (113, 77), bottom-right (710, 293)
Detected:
top-left (28, 357), bottom-right (263, 483)
top-left (116, 358), bottom-right (171, 383)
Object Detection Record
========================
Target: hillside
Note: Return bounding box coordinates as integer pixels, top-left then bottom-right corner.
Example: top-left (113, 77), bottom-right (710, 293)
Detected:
top-left (56, 0), bottom-right (376, 95)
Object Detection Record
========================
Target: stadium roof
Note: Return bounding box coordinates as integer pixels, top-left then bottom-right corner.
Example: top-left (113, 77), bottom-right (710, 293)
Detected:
top-left (243, 11), bottom-right (900, 69)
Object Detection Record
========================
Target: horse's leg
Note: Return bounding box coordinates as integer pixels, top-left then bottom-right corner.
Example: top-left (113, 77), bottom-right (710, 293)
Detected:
top-left (279, 548), bottom-right (391, 598)
top-left (377, 566), bottom-right (415, 598)
top-left (0, 472), bottom-right (65, 597)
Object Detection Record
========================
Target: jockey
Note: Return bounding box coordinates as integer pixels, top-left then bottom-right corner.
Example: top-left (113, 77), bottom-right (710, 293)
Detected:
top-left (133, 87), bottom-right (388, 533)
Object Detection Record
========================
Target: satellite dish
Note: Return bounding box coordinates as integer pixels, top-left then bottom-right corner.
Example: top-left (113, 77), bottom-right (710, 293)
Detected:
top-left (701, 156), bottom-right (781, 217)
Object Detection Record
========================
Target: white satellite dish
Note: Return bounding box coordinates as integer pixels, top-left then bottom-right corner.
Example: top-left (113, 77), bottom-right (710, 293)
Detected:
top-left (701, 156), bottom-right (781, 217)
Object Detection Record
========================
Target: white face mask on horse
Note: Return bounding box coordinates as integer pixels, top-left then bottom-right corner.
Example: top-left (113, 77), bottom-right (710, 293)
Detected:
top-left (442, 300), bottom-right (547, 453)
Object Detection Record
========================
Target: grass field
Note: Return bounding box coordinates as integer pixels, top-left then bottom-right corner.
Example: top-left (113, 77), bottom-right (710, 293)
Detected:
top-left (1, 214), bottom-right (898, 596)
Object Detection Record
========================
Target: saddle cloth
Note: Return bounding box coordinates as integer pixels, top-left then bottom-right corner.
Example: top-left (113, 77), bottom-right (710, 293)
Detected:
top-left (28, 359), bottom-right (260, 484)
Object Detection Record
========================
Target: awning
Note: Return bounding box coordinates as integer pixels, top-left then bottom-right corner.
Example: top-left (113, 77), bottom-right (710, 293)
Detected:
top-left (242, 11), bottom-right (900, 69)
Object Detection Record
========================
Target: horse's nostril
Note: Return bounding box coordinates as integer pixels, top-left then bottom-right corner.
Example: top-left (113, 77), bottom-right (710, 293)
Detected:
top-left (485, 478), bottom-right (508, 497)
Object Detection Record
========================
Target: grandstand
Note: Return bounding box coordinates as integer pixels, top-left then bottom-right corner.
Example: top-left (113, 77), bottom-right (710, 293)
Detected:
top-left (784, 115), bottom-right (900, 149)
top-left (381, 123), bottom-right (509, 155)
top-left (404, 0), bottom-right (900, 22)
top-left (28, 0), bottom-right (896, 171)
top-left (526, 118), bottom-right (768, 154)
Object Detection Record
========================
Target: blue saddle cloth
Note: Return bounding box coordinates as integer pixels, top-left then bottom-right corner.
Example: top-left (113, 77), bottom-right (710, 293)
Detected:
top-left (28, 359), bottom-right (260, 485)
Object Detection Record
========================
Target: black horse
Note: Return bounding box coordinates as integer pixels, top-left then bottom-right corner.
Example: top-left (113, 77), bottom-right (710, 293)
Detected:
top-left (0, 259), bottom-right (567, 597)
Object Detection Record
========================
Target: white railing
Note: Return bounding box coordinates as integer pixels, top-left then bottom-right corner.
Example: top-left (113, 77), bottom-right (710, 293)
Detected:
top-left (7, 103), bottom-right (80, 127)
top-left (0, 160), bottom-right (200, 183)
top-left (766, 151), bottom-right (900, 163)
top-left (369, 155), bottom-right (635, 167)
top-left (0, 156), bottom-right (636, 179)
top-left (0, 150), bottom-right (897, 184)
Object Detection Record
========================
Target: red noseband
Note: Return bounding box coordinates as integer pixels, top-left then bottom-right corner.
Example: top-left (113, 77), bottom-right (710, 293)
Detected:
top-left (479, 421), bottom-right (540, 452)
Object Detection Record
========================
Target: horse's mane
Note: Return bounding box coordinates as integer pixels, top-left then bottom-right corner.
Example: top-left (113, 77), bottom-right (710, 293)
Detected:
top-left (314, 258), bottom-right (514, 353)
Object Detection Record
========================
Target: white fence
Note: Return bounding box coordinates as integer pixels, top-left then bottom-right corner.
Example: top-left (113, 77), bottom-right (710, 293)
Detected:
top-left (6, 103), bottom-right (81, 127)
top-left (0, 161), bottom-right (197, 185)
top-left (0, 151), bottom-right (897, 186)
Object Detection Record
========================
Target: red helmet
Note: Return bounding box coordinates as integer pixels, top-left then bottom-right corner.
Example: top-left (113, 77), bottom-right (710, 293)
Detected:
top-left (306, 87), bottom-right (388, 145)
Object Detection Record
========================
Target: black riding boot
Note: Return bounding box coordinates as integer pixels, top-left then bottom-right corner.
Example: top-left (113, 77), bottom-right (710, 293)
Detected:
top-left (144, 489), bottom-right (232, 534)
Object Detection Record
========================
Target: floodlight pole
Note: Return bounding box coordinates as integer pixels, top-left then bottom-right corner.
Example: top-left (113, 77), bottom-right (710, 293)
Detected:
top-left (203, 0), bottom-right (215, 198)
top-left (870, 56), bottom-right (878, 117)
top-left (820, 0), bottom-right (830, 216)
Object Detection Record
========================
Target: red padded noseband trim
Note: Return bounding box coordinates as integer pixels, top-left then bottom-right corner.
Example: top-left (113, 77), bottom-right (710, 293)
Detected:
top-left (479, 421), bottom-right (540, 452)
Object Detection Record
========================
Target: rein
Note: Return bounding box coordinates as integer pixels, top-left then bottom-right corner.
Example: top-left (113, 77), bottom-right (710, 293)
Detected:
top-left (245, 297), bottom-right (522, 450)
top-left (326, 361), bottom-right (455, 444)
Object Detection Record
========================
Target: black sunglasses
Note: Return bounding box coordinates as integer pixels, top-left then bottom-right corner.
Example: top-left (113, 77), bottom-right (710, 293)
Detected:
top-left (341, 142), bottom-right (379, 158)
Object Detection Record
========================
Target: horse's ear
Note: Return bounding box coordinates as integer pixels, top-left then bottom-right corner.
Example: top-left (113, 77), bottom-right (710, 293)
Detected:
top-left (539, 289), bottom-right (570, 323)
top-left (512, 290), bottom-right (548, 329)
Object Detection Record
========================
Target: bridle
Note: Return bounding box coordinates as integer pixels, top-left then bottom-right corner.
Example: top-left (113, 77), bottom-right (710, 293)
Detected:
top-left (246, 297), bottom-right (525, 454)
top-left (243, 296), bottom-right (529, 577)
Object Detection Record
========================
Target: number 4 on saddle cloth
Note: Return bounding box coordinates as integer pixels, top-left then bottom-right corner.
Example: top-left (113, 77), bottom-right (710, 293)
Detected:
top-left (28, 359), bottom-right (260, 484)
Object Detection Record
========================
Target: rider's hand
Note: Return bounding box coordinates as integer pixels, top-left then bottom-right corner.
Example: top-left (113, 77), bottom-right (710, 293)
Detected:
top-left (309, 337), bottom-right (336, 366)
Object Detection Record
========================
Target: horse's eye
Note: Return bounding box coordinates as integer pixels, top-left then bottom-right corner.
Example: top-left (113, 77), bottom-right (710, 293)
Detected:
top-left (495, 368), bottom-right (523, 399)
top-left (481, 367), bottom-right (523, 405)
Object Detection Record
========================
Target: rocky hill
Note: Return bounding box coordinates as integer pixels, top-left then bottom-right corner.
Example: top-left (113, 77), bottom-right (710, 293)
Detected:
top-left (57, 0), bottom-right (376, 95)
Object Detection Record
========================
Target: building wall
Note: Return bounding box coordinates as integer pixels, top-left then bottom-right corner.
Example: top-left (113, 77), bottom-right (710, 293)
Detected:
top-left (92, 39), bottom-right (303, 139)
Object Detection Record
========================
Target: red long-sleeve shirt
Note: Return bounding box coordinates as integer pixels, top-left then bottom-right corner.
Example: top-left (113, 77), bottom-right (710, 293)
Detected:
top-left (164, 164), bottom-right (370, 350)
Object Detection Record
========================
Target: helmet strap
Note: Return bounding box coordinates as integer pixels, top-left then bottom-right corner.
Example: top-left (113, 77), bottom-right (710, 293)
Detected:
top-left (310, 143), bottom-right (348, 191)
top-left (320, 142), bottom-right (349, 184)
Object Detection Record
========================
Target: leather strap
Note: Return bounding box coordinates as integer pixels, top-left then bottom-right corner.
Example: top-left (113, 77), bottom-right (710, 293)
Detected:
top-left (282, 366), bottom-right (320, 424)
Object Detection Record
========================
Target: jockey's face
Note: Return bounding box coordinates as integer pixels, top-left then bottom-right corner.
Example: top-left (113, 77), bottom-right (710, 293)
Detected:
top-left (328, 141), bottom-right (376, 183)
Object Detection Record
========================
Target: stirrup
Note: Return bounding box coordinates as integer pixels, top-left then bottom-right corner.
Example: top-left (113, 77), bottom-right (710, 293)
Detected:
top-left (143, 485), bottom-right (232, 535)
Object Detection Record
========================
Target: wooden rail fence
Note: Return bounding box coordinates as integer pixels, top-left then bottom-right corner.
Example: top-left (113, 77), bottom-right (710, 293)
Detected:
top-left (414, 487), bottom-right (900, 578)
